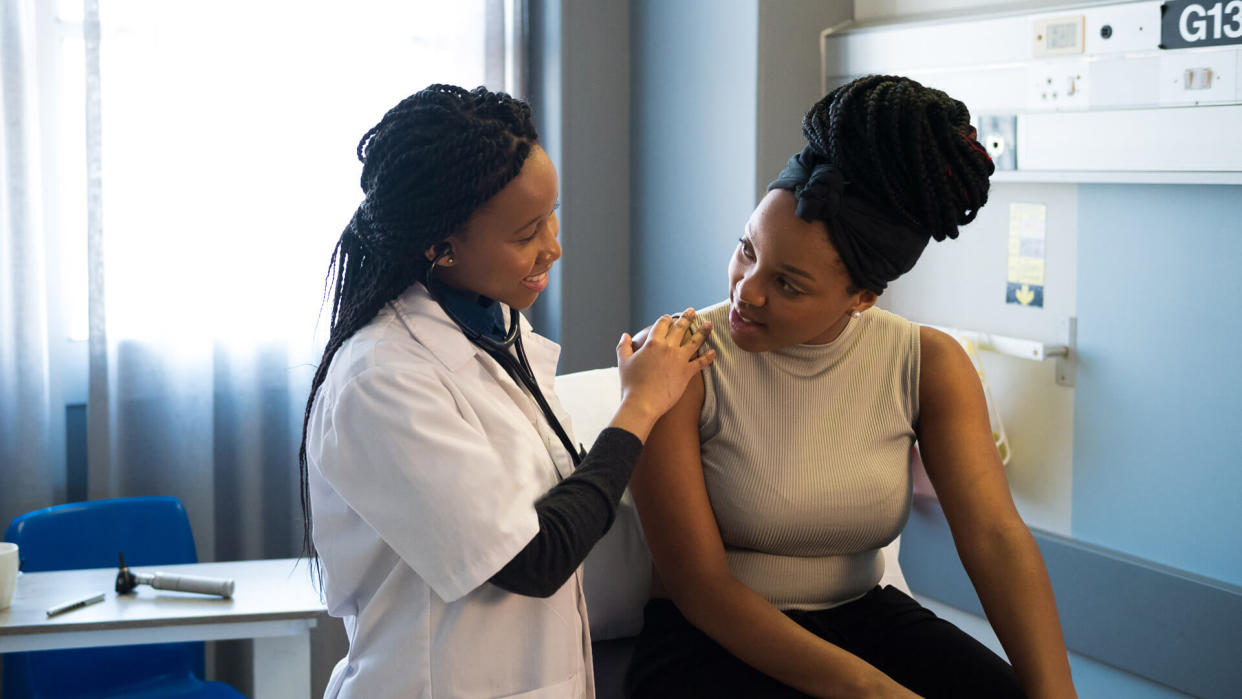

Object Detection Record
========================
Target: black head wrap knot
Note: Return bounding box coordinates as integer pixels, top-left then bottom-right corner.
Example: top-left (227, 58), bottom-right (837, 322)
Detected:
top-left (793, 162), bottom-right (845, 223)
top-left (768, 145), bottom-right (930, 294)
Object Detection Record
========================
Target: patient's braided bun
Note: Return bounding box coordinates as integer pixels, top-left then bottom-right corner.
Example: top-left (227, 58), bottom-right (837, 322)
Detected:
top-left (805, 74), bottom-right (994, 242)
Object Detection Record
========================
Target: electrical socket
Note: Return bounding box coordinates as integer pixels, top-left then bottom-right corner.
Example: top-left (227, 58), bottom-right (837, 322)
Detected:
top-left (1028, 60), bottom-right (1089, 111)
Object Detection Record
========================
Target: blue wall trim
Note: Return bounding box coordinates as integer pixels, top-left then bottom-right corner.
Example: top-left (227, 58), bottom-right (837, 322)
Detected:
top-left (901, 495), bottom-right (1242, 699)
top-left (1074, 184), bottom-right (1242, 585)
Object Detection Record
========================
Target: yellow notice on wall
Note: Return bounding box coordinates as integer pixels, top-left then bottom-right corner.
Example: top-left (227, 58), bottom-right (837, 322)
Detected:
top-left (1006, 202), bottom-right (1046, 307)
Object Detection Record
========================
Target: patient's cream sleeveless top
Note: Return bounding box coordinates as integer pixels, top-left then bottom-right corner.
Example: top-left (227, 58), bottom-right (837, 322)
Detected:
top-left (697, 301), bottom-right (920, 610)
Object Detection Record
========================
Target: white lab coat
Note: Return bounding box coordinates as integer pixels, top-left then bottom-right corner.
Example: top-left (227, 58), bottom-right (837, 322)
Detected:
top-left (307, 282), bottom-right (594, 698)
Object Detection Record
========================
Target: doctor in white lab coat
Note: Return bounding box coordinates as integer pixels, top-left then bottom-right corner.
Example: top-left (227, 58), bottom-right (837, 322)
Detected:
top-left (298, 84), bottom-right (714, 698)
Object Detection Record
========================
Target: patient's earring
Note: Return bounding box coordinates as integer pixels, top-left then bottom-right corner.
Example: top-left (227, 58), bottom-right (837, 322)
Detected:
top-left (851, 310), bottom-right (861, 319)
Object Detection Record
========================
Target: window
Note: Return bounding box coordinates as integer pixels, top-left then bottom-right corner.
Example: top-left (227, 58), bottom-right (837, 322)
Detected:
top-left (41, 0), bottom-right (519, 384)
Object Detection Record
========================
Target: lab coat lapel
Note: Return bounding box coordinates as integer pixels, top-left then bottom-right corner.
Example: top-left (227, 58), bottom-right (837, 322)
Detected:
top-left (519, 316), bottom-right (562, 392)
top-left (478, 351), bottom-right (545, 433)
top-left (394, 284), bottom-right (575, 480)
top-left (392, 283), bottom-right (480, 372)
top-left (473, 342), bottom-right (577, 483)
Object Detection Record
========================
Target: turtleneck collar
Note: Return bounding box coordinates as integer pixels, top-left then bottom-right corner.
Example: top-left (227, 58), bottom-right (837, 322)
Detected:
top-left (428, 279), bottom-right (508, 344)
top-left (767, 312), bottom-right (865, 376)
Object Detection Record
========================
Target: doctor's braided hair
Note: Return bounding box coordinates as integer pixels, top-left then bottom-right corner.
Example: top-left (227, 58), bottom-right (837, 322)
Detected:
top-left (298, 85), bottom-right (538, 574)
top-left (807, 74), bottom-right (993, 245)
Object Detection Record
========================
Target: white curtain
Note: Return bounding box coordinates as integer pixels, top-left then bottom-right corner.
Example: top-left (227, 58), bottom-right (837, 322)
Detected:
top-left (79, 1), bottom-right (497, 690)
top-left (5, 0), bottom-right (513, 689)
top-left (84, 0), bottom-right (492, 561)
top-left (1, 0), bottom-right (64, 532)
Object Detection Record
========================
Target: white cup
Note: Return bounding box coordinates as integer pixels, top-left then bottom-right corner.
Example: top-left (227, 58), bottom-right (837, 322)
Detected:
top-left (0, 542), bottom-right (19, 610)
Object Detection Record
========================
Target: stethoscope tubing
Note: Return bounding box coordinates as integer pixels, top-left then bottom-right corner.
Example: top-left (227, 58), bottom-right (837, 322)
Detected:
top-left (424, 256), bottom-right (582, 475)
top-left (480, 335), bottom-right (584, 474)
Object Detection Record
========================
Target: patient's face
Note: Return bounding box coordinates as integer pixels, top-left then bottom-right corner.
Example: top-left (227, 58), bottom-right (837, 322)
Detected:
top-left (726, 190), bottom-right (871, 353)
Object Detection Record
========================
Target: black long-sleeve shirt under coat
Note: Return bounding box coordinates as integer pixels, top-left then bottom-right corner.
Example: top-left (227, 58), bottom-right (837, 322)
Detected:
top-left (488, 427), bottom-right (642, 598)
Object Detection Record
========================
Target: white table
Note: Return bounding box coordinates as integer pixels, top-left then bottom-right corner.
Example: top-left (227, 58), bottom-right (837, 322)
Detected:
top-left (0, 558), bottom-right (327, 698)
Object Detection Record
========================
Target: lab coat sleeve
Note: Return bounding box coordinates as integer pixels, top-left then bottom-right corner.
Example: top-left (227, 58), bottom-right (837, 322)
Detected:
top-left (318, 364), bottom-right (541, 603)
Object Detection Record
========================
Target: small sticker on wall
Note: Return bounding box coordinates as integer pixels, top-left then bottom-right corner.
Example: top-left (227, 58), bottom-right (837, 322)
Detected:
top-left (1006, 202), bottom-right (1046, 308)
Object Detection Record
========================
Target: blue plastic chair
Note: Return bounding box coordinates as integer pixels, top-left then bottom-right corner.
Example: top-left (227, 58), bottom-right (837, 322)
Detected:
top-left (3, 497), bottom-right (244, 698)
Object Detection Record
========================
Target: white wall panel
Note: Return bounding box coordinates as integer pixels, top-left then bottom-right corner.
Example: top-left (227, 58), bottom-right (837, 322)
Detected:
top-left (880, 182), bottom-right (1078, 535)
top-left (1019, 105), bottom-right (1242, 171)
top-left (824, 1), bottom-right (1242, 180)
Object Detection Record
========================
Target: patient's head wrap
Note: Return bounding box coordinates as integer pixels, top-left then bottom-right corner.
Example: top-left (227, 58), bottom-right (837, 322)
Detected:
top-left (768, 145), bottom-right (927, 295)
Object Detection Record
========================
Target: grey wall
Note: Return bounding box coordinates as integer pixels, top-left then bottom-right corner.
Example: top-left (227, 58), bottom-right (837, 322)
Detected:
top-left (755, 1), bottom-right (852, 203)
top-left (630, 0), bottom-right (850, 328)
top-left (630, 0), bottom-right (759, 326)
top-left (559, 2), bottom-right (632, 372)
top-left (532, 0), bottom-right (849, 363)
top-left (528, 0), bottom-right (564, 344)
top-left (529, 0), bottom-right (632, 372)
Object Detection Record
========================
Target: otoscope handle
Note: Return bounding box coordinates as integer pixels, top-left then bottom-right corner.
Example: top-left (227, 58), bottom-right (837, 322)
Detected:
top-left (150, 572), bottom-right (235, 598)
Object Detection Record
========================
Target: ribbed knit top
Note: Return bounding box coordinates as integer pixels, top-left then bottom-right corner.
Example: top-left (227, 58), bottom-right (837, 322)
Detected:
top-left (696, 301), bottom-right (920, 610)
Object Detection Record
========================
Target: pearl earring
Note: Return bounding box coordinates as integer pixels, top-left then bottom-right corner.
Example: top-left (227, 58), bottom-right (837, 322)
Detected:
top-left (851, 311), bottom-right (861, 319)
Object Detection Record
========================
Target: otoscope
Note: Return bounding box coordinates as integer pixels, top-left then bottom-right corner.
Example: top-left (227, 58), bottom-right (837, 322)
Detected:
top-left (115, 552), bottom-right (235, 598)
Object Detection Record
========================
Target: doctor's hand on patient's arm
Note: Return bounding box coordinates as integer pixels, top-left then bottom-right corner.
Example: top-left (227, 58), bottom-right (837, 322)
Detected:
top-left (627, 310), bottom-right (698, 353)
top-left (609, 308), bottom-right (714, 443)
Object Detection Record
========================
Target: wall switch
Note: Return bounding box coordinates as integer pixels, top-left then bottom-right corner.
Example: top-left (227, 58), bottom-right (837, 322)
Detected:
top-left (1159, 49), bottom-right (1237, 105)
top-left (1184, 68), bottom-right (1213, 90)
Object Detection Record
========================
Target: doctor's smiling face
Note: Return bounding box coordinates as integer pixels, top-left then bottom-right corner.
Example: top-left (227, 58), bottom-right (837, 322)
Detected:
top-left (728, 189), bottom-right (876, 353)
top-left (432, 145), bottom-right (561, 310)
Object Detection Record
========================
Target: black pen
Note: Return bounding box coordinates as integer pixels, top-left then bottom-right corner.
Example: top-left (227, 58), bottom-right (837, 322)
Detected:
top-left (46, 592), bottom-right (106, 617)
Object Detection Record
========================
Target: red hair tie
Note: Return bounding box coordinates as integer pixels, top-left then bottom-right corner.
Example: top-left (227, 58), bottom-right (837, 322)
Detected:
top-left (961, 128), bottom-right (991, 160)
top-left (945, 163), bottom-right (971, 201)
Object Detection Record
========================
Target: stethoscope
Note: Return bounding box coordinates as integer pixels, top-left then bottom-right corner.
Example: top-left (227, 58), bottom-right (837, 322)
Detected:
top-left (423, 251), bottom-right (583, 477)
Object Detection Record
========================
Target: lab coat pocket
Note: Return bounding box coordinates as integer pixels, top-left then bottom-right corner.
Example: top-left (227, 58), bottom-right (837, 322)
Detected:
top-left (435, 583), bottom-right (586, 698)
top-left (497, 672), bottom-right (584, 699)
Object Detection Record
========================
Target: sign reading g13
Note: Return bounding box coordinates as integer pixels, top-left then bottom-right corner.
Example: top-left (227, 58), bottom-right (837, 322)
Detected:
top-left (1161, 1), bottom-right (1242, 48)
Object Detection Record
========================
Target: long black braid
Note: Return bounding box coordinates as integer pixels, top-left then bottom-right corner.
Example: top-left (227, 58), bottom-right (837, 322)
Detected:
top-left (805, 74), bottom-right (994, 244)
top-left (298, 85), bottom-right (538, 574)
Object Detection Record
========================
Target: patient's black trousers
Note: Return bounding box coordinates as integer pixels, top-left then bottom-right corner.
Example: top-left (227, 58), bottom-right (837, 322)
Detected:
top-left (624, 585), bottom-right (1025, 699)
